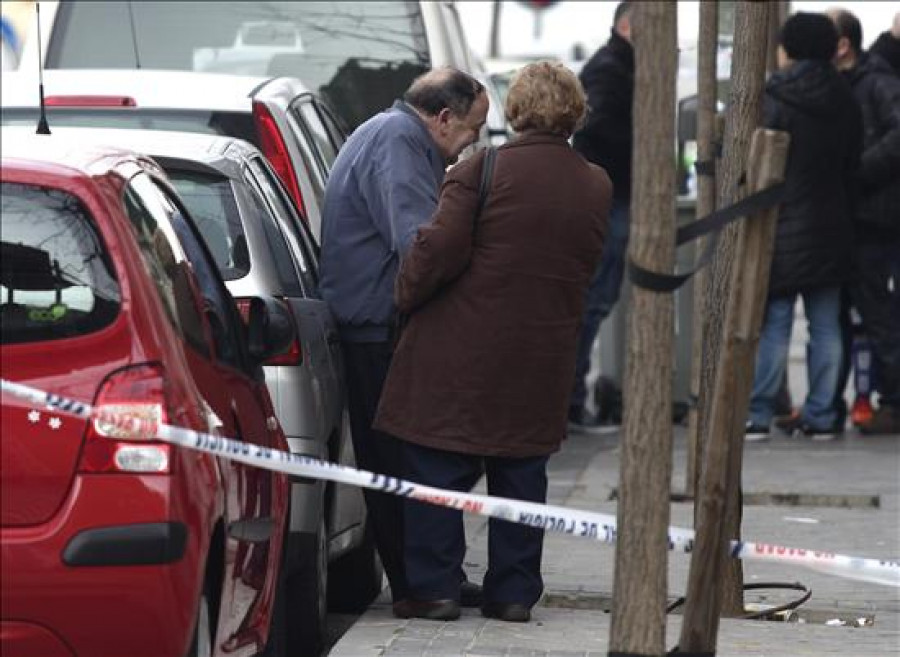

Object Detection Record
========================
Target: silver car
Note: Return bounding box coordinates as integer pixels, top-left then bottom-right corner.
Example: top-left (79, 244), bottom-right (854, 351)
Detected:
top-left (30, 126), bottom-right (381, 657)
top-left (1, 68), bottom-right (346, 242)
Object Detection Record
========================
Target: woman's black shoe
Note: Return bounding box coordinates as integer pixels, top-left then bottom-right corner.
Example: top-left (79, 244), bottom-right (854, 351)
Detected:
top-left (460, 580), bottom-right (484, 607)
top-left (480, 602), bottom-right (531, 622)
top-left (392, 598), bottom-right (460, 621)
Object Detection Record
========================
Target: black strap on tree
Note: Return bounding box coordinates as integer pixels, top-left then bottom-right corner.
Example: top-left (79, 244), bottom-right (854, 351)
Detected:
top-left (694, 159), bottom-right (716, 177)
top-left (627, 182), bottom-right (786, 292)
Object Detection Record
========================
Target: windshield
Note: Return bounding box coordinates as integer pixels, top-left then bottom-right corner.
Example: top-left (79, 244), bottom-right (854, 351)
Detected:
top-left (48, 1), bottom-right (431, 130)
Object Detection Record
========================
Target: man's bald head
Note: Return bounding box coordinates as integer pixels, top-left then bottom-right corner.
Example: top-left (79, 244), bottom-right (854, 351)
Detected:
top-left (404, 67), bottom-right (485, 119)
top-left (403, 67), bottom-right (488, 163)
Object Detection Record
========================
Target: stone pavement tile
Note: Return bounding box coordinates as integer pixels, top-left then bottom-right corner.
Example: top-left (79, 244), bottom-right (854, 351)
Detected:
top-left (463, 649), bottom-right (506, 657)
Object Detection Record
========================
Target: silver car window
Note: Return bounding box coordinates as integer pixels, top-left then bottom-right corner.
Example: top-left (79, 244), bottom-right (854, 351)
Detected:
top-left (246, 157), bottom-right (320, 298)
top-left (168, 171), bottom-right (251, 281)
top-left (236, 173), bottom-right (304, 299)
top-left (295, 97), bottom-right (338, 171)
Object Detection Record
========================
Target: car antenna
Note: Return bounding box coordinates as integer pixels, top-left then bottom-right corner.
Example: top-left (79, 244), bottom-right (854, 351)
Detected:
top-left (35, 1), bottom-right (51, 135)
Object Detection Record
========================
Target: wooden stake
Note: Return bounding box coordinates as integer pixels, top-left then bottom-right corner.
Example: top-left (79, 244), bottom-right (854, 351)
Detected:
top-left (677, 127), bottom-right (789, 654)
top-left (691, 0), bottom-right (771, 619)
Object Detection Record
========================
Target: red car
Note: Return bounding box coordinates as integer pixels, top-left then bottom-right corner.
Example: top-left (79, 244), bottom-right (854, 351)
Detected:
top-left (0, 134), bottom-right (293, 657)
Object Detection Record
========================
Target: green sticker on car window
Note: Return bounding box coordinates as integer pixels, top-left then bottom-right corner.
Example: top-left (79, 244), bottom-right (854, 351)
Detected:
top-left (28, 304), bottom-right (68, 322)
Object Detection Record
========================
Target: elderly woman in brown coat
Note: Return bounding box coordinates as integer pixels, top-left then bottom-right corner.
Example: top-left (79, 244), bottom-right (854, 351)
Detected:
top-left (375, 61), bottom-right (612, 623)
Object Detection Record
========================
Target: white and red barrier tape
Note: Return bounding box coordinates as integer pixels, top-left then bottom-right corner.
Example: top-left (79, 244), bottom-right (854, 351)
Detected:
top-left (2, 378), bottom-right (897, 588)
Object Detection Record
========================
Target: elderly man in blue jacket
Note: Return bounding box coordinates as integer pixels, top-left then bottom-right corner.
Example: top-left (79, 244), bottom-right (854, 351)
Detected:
top-left (319, 67), bottom-right (488, 611)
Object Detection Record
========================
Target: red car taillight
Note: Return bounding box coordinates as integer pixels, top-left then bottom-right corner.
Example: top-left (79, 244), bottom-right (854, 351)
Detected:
top-left (78, 365), bottom-right (172, 474)
top-left (234, 297), bottom-right (303, 366)
top-left (45, 95), bottom-right (137, 107)
top-left (252, 100), bottom-right (307, 219)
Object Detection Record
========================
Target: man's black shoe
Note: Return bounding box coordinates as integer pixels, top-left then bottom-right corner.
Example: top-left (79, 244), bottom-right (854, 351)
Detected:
top-left (460, 580), bottom-right (483, 607)
top-left (392, 598), bottom-right (460, 621)
top-left (480, 602), bottom-right (531, 623)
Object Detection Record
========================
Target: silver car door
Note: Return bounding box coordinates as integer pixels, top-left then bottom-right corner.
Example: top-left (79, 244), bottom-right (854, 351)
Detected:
top-left (245, 156), bottom-right (365, 543)
top-left (245, 157), bottom-right (341, 434)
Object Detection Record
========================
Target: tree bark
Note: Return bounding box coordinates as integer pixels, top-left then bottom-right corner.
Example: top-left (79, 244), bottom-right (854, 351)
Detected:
top-left (489, 0), bottom-right (502, 58)
top-left (689, 0), bottom-right (771, 620)
top-left (677, 127), bottom-right (788, 656)
top-left (717, 2), bottom-right (775, 617)
top-left (685, 0), bottom-right (719, 500)
top-left (608, 3), bottom-right (677, 655)
top-left (766, 1), bottom-right (790, 74)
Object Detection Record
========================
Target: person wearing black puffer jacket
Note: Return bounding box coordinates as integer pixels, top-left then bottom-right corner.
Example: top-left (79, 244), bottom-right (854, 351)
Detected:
top-left (870, 12), bottom-right (900, 77)
top-left (745, 13), bottom-right (863, 442)
top-left (829, 8), bottom-right (900, 435)
top-left (567, 1), bottom-right (634, 432)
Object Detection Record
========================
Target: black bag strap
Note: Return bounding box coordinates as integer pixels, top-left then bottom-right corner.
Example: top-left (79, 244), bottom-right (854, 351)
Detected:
top-left (475, 147), bottom-right (497, 221)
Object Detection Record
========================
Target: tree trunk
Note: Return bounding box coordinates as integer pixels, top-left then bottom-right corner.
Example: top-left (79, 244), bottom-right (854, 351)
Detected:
top-left (766, 1), bottom-right (789, 74)
top-left (608, 3), bottom-right (677, 655)
top-left (685, 0), bottom-right (719, 500)
top-left (677, 3), bottom-right (777, 651)
top-left (690, 0), bottom-right (771, 621)
top-left (489, 0), bottom-right (502, 58)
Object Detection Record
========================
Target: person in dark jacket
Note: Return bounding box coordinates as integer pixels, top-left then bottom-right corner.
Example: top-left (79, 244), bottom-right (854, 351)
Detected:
top-left (319, 68), bottom-right (488, 608)
top-left (870, 12), bottom-right (900, 76)
top-left (830, 8), bottom-right (900, 435)
top-left (375, 62), bottom-right (611, 622)
top-left (567, 1), bottom-right (633, 431)
top-left (746, 12), bottom-right (863, 441)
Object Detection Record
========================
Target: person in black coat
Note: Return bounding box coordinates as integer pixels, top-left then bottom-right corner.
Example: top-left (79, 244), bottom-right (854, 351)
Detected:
top-left (870, 12), bottom-right (900, 76)
top-left (745, 12), bottom-right (863, 442)
top-left (829, 8), bottom-right (900, 435)
top-left (567, 1), bottom-right (633, 432)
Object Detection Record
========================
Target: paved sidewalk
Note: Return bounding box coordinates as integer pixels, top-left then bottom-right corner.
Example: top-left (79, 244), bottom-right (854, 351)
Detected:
top-left (328, 424), bottom-right (899, 657)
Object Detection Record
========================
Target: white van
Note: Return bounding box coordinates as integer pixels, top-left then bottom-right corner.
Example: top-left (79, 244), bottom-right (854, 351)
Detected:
top-left (18, 1), bottom-right (484, 134)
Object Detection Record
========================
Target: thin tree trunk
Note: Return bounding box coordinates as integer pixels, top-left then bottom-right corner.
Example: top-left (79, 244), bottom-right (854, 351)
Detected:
top-left (688, 1), bottom-right (770, 622)
top-left (685, 0), bottom-right (719, 500)
top-left (766, 1), bottom-right (789, 74)
top-left (489, 0), bottom-right (502, 59)
top-left (608, 3), bottom-right (677, 655)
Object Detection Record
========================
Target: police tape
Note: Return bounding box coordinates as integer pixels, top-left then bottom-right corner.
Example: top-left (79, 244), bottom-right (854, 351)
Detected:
top-left (2, 378), bottom-right (898, 588)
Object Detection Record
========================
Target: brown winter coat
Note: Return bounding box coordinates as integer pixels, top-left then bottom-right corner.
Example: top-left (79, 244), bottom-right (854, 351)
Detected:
top-left (374, 132), bottom-right (612, 457)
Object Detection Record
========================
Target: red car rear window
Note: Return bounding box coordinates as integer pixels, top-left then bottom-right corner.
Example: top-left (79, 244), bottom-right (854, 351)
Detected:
top-left (0, 182), bottom-right (120, 345)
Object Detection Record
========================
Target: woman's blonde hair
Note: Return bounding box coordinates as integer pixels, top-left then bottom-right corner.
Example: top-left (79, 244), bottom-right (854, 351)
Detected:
top-left (504, 61), bottom-right (587, 137)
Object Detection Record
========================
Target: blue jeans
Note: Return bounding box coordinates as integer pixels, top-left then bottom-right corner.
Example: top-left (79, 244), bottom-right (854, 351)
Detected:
top-left (749, 287), bottom-right (843, 430)
top-left (570, 199), bottom-right (630, 411)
